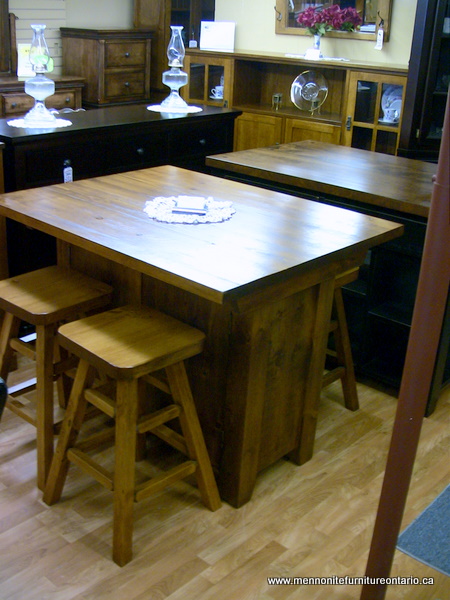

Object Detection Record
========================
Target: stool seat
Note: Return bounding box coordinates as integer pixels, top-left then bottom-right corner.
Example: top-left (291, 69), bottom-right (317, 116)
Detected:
top-left (0, 265), bottom-right (113, 325)
top-left (0, 265), bottom-right (113, 489)
top-left (44, 305), bottom-right (221, 566)
top-left (57, 305), bottom-right (206, 379)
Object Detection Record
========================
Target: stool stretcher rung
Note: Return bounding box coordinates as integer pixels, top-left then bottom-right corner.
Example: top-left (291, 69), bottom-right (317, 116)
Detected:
top-left (75, 428), bottom-right (115, 453)
top-left (142, 372), bottom-right (171, 394)
top-left (9, 337), bottom-right (36, 360)
top-left (135, 460), bottom-right (197, 502)
top-left (84, 388), bottom-right (116, 418)
top-left (6, 398), bottom-right (37, 426)
top-left (151, 423), bottom-right (188, 455)
top-left (138, 405), bottom-right (181, 433)
top-left (53, 356), bottom-right (79, 376)
top-left (67, 447), bottom-right (113, 490)
top-left (322, 367), bottom-right (346, 388)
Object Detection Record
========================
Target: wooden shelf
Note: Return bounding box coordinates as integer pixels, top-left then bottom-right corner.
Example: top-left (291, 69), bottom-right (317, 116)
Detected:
top-left (231, 104), bottom-right (341, 123)
top-left (183, 48), bottom-right (407, 152)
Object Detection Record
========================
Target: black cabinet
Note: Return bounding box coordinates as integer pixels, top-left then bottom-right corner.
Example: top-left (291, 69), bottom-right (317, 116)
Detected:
top-left (312, 194), bottom-right (431, 388)
top-left (398, 0), bottom-right (450, 161)
top-left (0, 104), bottom-right (239, 191)
top-left (0, 104), bottom-right (240, 274)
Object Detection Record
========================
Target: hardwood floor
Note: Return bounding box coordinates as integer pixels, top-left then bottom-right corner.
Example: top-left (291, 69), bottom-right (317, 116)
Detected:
top-left (0, 365), bottom-right (449, 600)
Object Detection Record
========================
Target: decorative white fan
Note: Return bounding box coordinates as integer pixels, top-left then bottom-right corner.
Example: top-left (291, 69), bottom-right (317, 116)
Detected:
top-left (290, 71), bottom-right (328, 114)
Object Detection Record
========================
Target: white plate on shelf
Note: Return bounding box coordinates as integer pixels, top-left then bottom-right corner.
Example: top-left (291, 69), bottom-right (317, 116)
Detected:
top-left (381, 85), bottom-right (403, 121)
top-left (381, 97), bottom-right (402, 123)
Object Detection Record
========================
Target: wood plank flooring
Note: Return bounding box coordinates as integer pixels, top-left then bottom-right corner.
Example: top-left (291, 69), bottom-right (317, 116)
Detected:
top-left (0, 365), bottom-right (449, 600)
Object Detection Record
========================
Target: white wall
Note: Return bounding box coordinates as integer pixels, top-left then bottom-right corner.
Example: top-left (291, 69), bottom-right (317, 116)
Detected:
top-left (9, 0), bottom-right (68, 72)
top-left (65, 0), bottom-right (133, 29)
top-left (215, 0), bottom-right (417, 67)
top-left (9, 0), bottom-right (417, 70)
top-left (9, 0), bottom-right (134, 73)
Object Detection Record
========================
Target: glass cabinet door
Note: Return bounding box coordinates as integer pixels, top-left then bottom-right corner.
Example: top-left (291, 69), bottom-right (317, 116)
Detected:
top-left (182, 54), bottom-right (232, 107)
top-left (344, 71), bottom-right (407, 155)
top-left (419, 0), bottom-right (450, 147)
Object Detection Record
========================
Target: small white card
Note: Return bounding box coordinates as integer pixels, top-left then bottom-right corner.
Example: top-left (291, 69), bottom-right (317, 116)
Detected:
top-left (176, 196), bottom-right (207, 210)
top-left (374, 28), bottom-right (384, 50)
top-left (172, 195), bottom-right (209, 215)
top-left (200, 22), bottom-right (235, 52)
top-left (17, 43), bottom-right (34, 77)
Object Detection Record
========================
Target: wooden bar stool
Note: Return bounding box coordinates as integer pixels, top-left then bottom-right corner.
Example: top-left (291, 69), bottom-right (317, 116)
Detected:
top-left (0, 265), bottom-right (113, 489)
top-left (322, 269), bottom-right (359, 411)
top-left (43, 305), bottom-right (221, 566)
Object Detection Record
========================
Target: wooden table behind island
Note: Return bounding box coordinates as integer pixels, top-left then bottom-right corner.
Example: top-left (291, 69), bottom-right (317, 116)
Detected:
top-left (0, 165), bottom-right (403, 507)
top-left (206, 141), bottom-right (447, 406)
top-left (205, 140), bottom-right (436, 218)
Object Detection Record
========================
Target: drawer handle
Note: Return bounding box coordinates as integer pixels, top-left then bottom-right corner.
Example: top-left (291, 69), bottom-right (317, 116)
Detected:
top-left (124, 82), bottom-right (130, 87)
top-left (11, 102), bottom-right (17, 108)
top-left (136, 148), bottom-right (145, 155)
top-left (124, 52), bottom-right (130, 58)
top-left (65, 97), bottom-right (71, 103)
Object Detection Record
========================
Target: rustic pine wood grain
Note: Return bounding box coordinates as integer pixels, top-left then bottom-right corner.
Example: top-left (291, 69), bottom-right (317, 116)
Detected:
top-left (0, 166), bottom-right (404, 508)
top-left (0, 165), bottom-right (403, 304)
top-left (206, 140), bottom-right (436, 218)
top-left (0, 359), bottom-right (449, 599)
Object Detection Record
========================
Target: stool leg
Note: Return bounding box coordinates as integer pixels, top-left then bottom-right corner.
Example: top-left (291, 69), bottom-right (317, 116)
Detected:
top-left (0, 312), bottom-right (20, 380)
top-left (166, 362), bottom-right (221, 512)
top-left (35, 324), bottom-right (57, 490)
top-left (54, 342), bottom-right (72, 409)
top-left (135, 378), bottom-right (148, 462)
top-left (333, 288), bottom-right (359, 411)
top-left (113, 379), bottom-right (138, 567)
top-left (43, 359), bottom-right (92, 505)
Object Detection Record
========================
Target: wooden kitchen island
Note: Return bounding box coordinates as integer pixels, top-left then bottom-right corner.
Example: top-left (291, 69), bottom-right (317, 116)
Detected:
top-left (0, 165), bottom-right (403, 507)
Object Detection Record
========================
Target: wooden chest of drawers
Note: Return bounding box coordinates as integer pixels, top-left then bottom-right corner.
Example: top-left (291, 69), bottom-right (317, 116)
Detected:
top-left (0, 75), bottom-right (84, 118)
top-left (60, 28), bottom-right (153, 108)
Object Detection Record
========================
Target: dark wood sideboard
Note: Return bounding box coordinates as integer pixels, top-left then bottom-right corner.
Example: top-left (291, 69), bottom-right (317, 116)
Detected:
top-left (0, 103), bottom-right (240, 274)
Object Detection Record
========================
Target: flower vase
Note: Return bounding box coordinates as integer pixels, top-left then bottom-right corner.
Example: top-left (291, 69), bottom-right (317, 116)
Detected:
top-left (305, 34), bottom-right (323, 61)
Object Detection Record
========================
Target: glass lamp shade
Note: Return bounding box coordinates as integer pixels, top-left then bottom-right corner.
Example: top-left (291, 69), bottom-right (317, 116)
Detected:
top-left (161, 26), bottom-right (189, 110)
top-left (23, 24), bottom-right (57, 126)
top-left (29, 24), bottom-right (52, 73)
top-left (167, 25), bottom-right (185, 68)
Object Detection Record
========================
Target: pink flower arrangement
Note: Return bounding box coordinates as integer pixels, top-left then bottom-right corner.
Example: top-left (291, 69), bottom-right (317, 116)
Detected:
top-left (297, 5), bottom-right (362, 36)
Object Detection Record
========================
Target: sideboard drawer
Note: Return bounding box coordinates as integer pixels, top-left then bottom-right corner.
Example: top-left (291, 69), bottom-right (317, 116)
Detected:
top-left (104, 71), bottom-right (147, 100)
top-left (170, 124), bottom-right (230, 159)
top-left (1, 89), bottom-right (79, 116)
top-left (105, 41), bottom-right (147, 68)
top-left (2, 93), bottom-right (33, 115)
top-left (12, 130), bottom-right (169, 187)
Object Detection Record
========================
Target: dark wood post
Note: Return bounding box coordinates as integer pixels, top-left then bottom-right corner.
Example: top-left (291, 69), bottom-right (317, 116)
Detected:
top-left (361, 94), bottom-right (450, 599)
